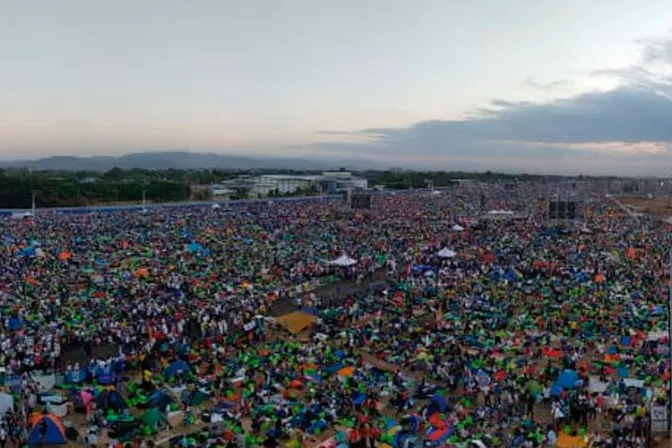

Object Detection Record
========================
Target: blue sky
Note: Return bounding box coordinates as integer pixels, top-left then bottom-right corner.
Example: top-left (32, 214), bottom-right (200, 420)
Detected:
top-left (3, 0), bottom-right (672, 174)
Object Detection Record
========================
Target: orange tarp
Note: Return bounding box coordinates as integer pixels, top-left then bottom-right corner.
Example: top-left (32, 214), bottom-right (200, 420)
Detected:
top-left (337, 366), bottom-right (355, 378)
top-left (275, 311), bottom-right (315, 334)
top-left (557, 432), bottom-right (587, 448)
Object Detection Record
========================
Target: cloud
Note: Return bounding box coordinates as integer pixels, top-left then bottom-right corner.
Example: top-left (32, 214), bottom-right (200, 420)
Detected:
top-left (314, 35), bottom-right (672, 175)
top-left (523, 77), bottom-right (569, 90)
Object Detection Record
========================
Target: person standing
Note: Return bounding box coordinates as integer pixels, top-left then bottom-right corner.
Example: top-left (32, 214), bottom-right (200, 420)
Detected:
top-left (0, 424), bottom-right (7, 448)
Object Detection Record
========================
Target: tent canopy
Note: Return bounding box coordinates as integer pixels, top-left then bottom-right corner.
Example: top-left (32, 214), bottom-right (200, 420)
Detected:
top-left (147, 390), bottom-right (174, 410)
top-left (430, 394), bottom-right (448, 413)
top-left (555, 370), bottom-right (579, 390)
top-left (28, 413), bottom-right (66, 445)
top-left (327, 254), bottom-right (357, 267)
top-left (141, 408), bottom-right (169, 430)
top-left (275, 311), bottom-right (316, 334)
top-left (188, 389), bottom-right (211, 406)
top-left (451, 224), bottom-right (464, 231)
top-left (437, 248), bottom-right (456, 259)
top-left (96, 389), bottom-right (127, 413)
top-left (0, 393), bottom-right (13, 416)
top-left (164, 360), bottom-right (190, 379)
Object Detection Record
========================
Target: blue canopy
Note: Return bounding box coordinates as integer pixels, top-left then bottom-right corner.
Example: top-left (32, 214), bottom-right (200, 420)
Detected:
top-left (555, 370), bottom-right (579, 390)
top-left (431, 394), bottom-right (448, 414)
top-left (96, 390), bottom-right (127, 413)
top-left (188, 242), bottom-right (203, 253)
top-left (550, 385), bottom-right (563, 396)
top-left (164, 360), bottom-right (190, 379)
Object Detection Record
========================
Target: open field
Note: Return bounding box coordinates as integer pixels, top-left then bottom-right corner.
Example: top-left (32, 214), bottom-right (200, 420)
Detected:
top-left (619, 195), bottom-right (672, 217)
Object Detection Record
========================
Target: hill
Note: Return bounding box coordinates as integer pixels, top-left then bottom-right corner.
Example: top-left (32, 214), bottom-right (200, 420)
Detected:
top-left (3, 152), bottom-right (381, 171)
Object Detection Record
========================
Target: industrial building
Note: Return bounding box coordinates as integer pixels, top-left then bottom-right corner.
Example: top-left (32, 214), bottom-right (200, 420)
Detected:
top-left (318, 171), bottom-right (368, 194)
top-left (213, 172), bottom-right (368, 199)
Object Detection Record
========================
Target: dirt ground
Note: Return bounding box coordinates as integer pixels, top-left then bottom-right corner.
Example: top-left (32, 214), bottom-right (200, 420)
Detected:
top-left (619, 196), bottom-right (672, 217)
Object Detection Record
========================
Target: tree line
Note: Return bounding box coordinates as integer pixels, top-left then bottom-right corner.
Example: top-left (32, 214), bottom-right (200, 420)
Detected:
top-left (0, 167), bottom-right (572, 208)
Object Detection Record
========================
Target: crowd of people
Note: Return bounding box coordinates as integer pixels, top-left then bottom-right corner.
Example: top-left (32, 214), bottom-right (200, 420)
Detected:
top-left (0, 185), bottom-right (668, 448)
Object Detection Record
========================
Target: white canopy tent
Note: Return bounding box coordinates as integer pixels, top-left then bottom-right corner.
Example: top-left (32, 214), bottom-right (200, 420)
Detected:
top-left (451, 224), bottom-right (464, 232)
top-left (11, 212), bottom-right (33, 220)
top-left (437, 248), bottom-right (456, 259)
top-left (0, 393), bottom-right (13, 416)
top-left (327, 254), bottom-right (358, 267)
top-left (212, 203), bottom-right (222, 209)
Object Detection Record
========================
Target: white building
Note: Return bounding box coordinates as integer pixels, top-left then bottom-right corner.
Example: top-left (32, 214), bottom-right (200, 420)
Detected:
top-left (257, 175), bottom-right (319, 195)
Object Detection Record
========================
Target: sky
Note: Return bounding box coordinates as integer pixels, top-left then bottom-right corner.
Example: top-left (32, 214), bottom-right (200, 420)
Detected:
top-left (3, 0), bottom-right (672, 174)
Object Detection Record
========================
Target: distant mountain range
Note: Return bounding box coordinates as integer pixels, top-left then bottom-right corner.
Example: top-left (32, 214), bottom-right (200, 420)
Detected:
top-left (1, 152), bottom-right (383, 171)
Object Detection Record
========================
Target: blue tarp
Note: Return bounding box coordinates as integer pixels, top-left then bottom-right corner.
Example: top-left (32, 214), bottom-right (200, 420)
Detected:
top-left (8, 317), bottom-right (22, 331)
top-left (324, 363), bottom-right (344, 375)
top-left (353, 394), bottom-right (366, 406)
top-left (164, 360), bottom-right (190, 379)
top-left (411, 265), bottom-right (431, 273)
top-left (147, 390), bottom-right (174, 410)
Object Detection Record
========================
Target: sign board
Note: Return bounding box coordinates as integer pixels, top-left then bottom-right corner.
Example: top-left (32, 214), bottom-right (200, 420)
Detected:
top-left (651, 405), bottom-right (668, 433)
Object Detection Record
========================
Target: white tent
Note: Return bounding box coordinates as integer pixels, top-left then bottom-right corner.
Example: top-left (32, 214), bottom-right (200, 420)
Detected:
top-left (0, 393), bottom-right (13, 416)
top-left (212, 203), bottom-right (222, 209)
top-left (327, 254), bottom-right (358, 267)
top-left (437, 248), bottom-right (456, 258)
top-left (11, 212), bottom-right (32, 220)
top-left (647, 331), bottom-right (667, 341)
top-left (451, 224), bottom-right (464, 232)
top-left (487, 209), bottom-right (514, 216)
